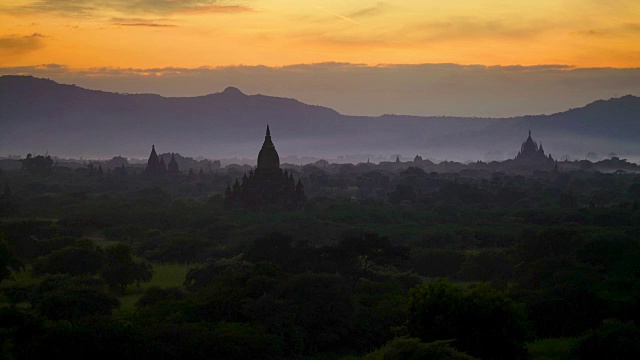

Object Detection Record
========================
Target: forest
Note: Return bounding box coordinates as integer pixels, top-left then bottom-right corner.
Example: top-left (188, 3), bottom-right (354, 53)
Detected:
top-left (1, 154), bottom-right (640, 359)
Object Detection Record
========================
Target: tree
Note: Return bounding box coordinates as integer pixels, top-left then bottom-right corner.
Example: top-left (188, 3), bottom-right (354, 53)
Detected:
top-left (388, 184), bottom-right (417, 204)
top-left (332, 232), bottom-right (409, 287)
top-left (574, 319), bottom-right (640, 359)
top-left (32, 239), bottom-right (103, 277)
top-left (101, 243), bottom-right (152, 293)
top-left (20, 153), bottom-right (54, 176)
top-left (363, 338), bottom-right (477, 360)
top-left (277, 273), bottom-right (355, 353)
top-left (0, 239), bottom-right (22, 282)
top-left (245, 232), bottom-right (293, 267)
top-left (30, 275), bottom-right (119, 323)
top-left (406, 280), bottom-right (529, 359)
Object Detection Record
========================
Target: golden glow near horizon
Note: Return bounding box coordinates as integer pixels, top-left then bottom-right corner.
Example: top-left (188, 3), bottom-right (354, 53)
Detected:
top-left (1, 0), bottom-right (640, 69)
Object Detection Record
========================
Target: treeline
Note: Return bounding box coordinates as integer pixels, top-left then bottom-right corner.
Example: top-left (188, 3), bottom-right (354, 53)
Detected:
top-left (1, 166), bottom-right (640, 358)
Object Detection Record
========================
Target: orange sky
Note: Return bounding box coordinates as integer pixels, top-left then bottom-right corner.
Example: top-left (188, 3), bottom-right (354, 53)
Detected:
top-left (2, 0), bottom-right (640, 69)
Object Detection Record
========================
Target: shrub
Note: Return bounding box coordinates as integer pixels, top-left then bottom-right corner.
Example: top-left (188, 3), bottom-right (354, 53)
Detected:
top-left (362, 338), bottom-right (477, 360)
top-left (406, 280), bottom-right (529, 359)
top-left (574, 319), bottom-right (640, 359)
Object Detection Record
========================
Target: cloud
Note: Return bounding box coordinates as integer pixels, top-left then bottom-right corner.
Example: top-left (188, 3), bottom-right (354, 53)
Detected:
top-left (347, 2), bottom-right (390, 18)
top-left (570, 22), bottom-right (640, 37)
top-left (4, 0), bottom-right (253, 17)
top-left (0, 33), bottom-right (47, 57)
top-left (289, 13), bottom-right (554, 51)
top-left (113, 23), bottom-right (177, 28)
top-left (315, 6), bottom-right (362, 26)
top-left (409, 16), bottom-right (550, 43)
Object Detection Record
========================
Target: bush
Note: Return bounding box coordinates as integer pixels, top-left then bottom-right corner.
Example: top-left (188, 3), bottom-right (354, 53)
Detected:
top-left (362, 338), bottom-right (477, 360)
top-left (406, 280), bottom-right (529, 359)
top-left (574, 319), bottom-right (640, 359)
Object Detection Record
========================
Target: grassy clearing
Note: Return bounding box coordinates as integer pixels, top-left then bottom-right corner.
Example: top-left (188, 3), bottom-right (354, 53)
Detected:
top-left (145, 263), bottom-right (198, 288)
top-left (86, 234), bottom-right (122, 249)
top-left (116, 262), bottom-right (201, 314)
top-left (527, 337), bottom-right (578, 360)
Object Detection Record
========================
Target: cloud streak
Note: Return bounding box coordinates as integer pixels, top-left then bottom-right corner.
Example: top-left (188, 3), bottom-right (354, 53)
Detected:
top-left (315, 6), bottom-right (362, 26)
top-left (113, 23), bottom-right (177, 28)
top-left (409, 16), bottom-right (550, 43)
top-left (4, 0), bottom-right (253, 17)
top-left (0, 33), bottom-right (47, 57)
top-left (347, 2), bottom-right (390, 19)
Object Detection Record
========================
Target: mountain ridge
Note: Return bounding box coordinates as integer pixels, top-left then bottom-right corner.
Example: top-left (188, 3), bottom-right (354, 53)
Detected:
top-left (1, 75), bottom-right (639, 160)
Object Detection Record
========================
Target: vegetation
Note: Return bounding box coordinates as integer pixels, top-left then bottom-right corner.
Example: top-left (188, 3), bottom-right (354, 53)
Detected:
top-left (1, 162), bottom-right (639, 359)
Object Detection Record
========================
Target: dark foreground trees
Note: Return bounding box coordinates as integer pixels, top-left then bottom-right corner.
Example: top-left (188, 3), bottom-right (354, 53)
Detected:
top-left (406, 280), bottom-right (529, 359)
top-left (574, 319), bottom-right (640, 359)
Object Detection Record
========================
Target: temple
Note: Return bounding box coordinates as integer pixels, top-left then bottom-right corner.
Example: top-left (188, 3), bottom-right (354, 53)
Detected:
top-left (225, 126), bottom-right (305, 211)
top-left (144, 145), bottom-right (163, 177)
top-left (167, 154), bottom-right (180, 177)
top-left (515, 131), bottom-right (554, 164)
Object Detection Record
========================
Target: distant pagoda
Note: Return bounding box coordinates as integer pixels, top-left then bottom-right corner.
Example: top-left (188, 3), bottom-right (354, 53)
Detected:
top-left (515, 131), bottom-right (554, 164)
top-left (144, 146), bottom-right (179, 178)
top-left (144, 145), bottom-right (163, 177)
top-left (167, 153), bottom-right (180, 177)
top-left (225, 126), bottom-right (305, 211)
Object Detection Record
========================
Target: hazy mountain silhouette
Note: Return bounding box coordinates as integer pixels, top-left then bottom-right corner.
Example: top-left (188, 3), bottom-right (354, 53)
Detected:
top-left (1, 75), bottom-right (639, 160)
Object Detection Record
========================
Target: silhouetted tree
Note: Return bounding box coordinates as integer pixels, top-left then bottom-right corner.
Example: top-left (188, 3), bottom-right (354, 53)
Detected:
top-left (101, 243), bottom-right (152, 293)
top-left (32, 239), bottom-right (103, 277)
top-left (20, 153), bottom-right (53, 176)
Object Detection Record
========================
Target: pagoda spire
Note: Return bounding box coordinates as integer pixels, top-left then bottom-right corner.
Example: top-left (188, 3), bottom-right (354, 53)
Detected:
top-left (145, 144), bottom-right (160, 177)
top-left (257, 124), bottom-right (279, 169)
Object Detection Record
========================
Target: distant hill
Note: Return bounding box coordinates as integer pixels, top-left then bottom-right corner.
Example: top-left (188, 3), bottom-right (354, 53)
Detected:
top-left (1, 75), bottom-right (639, 161)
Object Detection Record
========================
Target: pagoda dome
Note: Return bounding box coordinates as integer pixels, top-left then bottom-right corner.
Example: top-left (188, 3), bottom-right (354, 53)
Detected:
top-left (257, 125), bottom-right (280, 170)
top-left (519, 130), bottom-right (540, 159)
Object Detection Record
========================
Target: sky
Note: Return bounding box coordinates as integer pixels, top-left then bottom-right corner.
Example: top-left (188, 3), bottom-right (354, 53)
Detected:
top-left (1, 0), bottom-right (640, 116)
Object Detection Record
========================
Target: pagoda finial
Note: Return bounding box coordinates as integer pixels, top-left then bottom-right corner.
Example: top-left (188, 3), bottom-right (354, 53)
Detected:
top-left (528, 130), bottom-right (531, 137)
top-left (266, 125), bottom-right (271, 137)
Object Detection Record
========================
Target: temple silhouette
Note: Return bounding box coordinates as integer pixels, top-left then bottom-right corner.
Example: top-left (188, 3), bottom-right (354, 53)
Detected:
top-left (144, 146), bottom-right (181, 178)
top-left (515, 130), bottom-right (554, 164)
top-left (224, 126), bottom-right (305, 211)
